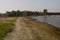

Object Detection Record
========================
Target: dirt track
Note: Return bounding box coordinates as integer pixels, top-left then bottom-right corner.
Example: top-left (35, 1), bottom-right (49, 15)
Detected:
top-left (3, 17), bottom-right (60, 40)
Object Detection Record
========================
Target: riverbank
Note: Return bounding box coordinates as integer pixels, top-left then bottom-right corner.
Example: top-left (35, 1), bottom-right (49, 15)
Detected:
top-left (3, 17), bottom-right (60, 40)
top-left (24, 17), bottom-right (60, 40)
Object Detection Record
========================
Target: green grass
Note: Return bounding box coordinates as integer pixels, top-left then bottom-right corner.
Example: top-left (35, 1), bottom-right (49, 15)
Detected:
top-left (0, 17), bottom-right (16, 38)
top-left (0, 23), bottom-right (13, 38)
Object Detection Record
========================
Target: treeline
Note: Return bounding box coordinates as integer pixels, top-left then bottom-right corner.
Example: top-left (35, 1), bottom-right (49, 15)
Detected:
top-left (0, 9), bottom-right (60, 17)
top-left (5, 10), bottom-right (41, 17)
top-left (47, 12), bottom-right (60, 15)
top-left (5, 10), bottom-right (60, 17)
top-left (6, 10), bottom-right (22, 17)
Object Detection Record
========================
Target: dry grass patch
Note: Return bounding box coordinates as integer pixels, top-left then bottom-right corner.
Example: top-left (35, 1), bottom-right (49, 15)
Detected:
top-left (0, 17), bottom-right (16, 38)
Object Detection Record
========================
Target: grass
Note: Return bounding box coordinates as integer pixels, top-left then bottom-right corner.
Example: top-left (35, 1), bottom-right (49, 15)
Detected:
top-left (0, 17), bottom-right (16, 38)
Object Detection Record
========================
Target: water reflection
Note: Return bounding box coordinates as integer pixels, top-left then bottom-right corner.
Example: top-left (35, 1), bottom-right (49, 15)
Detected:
top-left (43, 16), bottom-right (48, 23)
top-left (32, 15), bottom-right (60, 28)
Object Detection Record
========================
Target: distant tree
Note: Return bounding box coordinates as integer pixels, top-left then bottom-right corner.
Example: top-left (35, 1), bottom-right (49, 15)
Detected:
top-left (11, 10), bottom-right (17, 17)
top-left (43, 9), bottom-right (47, 15)
top-left (16, 10), bottom-right (21, 16)
top-left (22, 11), bottom-right (27, 16)
top-left (6, 11), bottom-right (11, 17)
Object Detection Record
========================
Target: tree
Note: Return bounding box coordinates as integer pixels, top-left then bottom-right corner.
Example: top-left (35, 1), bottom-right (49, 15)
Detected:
top-left (6, 11), bottom-right (11, 17)
top-left (43, 9), bottom-right (47, 15)
top-left (22, 11), bottom-right (27, 16)
top-left (11, 10), bottom-right (17, 17)
top-left (16, 10), bottom-right (21, 16)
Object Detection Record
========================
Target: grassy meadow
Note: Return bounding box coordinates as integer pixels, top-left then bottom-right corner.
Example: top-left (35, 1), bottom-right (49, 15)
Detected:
top-left (0, 17), bottom-right (16, 38)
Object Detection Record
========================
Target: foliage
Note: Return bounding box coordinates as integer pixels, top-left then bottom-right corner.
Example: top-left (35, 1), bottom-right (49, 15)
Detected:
top-left (0, 9), bottom-right (60, 17)
top-left (5, 10), bottom-right (41, 17)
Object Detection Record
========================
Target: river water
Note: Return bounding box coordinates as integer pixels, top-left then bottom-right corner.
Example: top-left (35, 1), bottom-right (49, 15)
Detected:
top-left (32, 15), bottom-right (60, 28)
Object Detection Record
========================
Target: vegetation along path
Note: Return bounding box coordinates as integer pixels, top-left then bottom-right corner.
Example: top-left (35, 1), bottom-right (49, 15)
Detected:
top-left (3, 17), bottom-right (60, 40)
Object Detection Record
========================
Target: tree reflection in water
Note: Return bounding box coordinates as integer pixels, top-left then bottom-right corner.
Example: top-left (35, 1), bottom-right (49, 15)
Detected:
top-left (43, 16), bottom-right (48, 23)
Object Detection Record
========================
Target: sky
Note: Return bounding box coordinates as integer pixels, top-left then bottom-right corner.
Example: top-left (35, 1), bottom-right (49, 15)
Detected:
top-left (0, 0), bottom-right (60, 13)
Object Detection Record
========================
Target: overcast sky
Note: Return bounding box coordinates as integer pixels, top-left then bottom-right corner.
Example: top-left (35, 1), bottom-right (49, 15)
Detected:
top-left (0, 0), bottom-right (60, 13)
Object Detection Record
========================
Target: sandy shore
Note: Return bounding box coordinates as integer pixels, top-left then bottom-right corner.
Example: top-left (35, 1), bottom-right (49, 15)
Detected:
top-left (3, 17), bottom-right (60, 40)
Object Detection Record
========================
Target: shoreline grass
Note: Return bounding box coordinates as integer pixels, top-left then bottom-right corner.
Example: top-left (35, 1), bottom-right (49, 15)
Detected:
top-left (0, 17), bottom-right (16, 39)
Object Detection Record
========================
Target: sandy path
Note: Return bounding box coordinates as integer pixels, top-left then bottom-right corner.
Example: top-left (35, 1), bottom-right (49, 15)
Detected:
top-left (3, 17), bottom-right (26, 40)
top-left (3, 17), bottom-right (34, 40)
top-left (3, 17), bottom-right (41, 40)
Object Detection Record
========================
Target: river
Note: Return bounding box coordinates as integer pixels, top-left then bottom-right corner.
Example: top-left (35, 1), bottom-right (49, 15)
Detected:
top-left (32, 15), bottom-right (60, 28)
